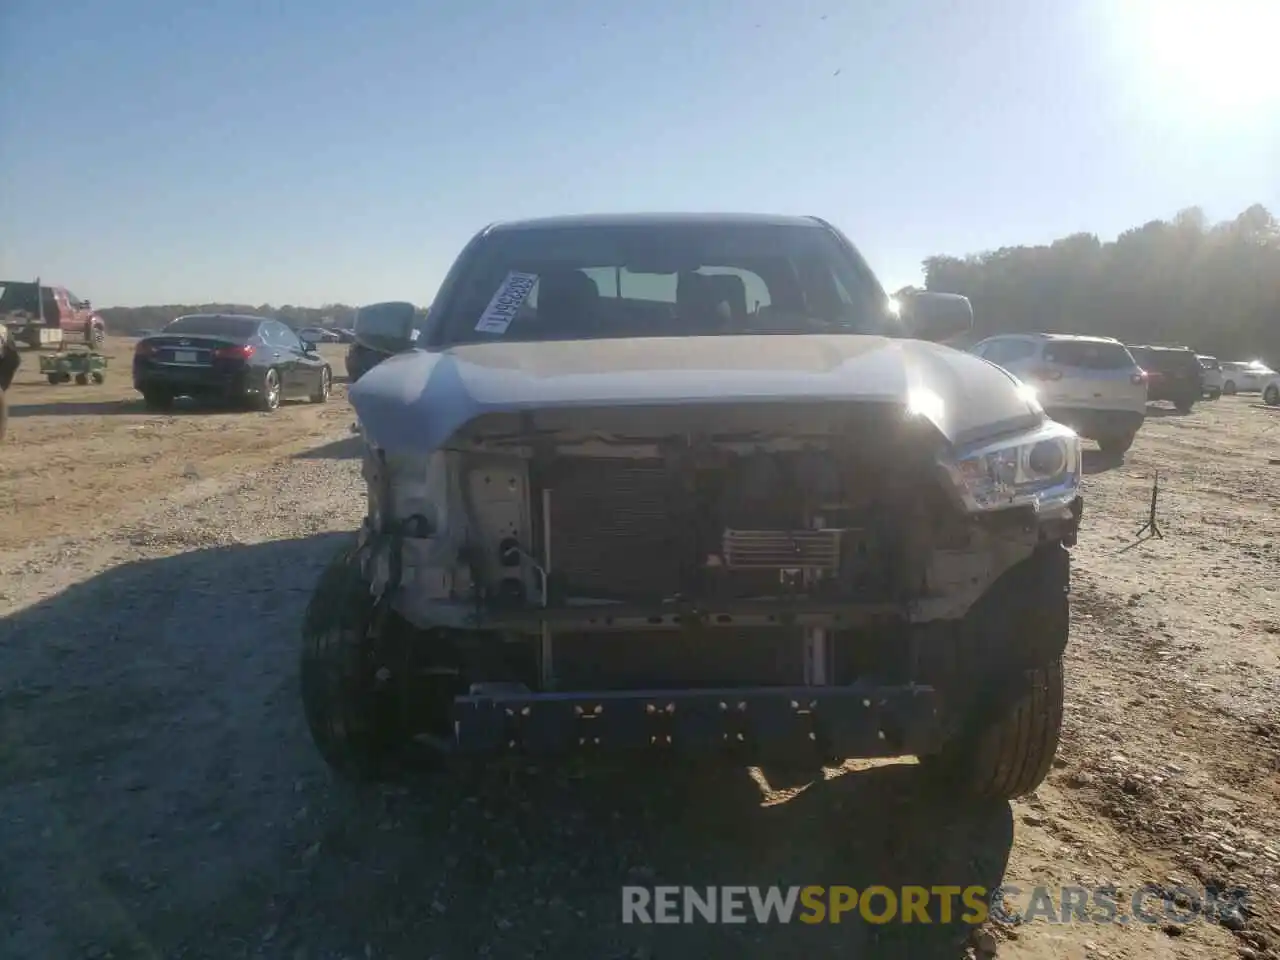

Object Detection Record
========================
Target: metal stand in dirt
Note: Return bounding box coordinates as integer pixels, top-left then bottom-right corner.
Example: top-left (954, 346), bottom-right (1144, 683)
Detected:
top-left (1120, 472), bottom-right (1163, 552)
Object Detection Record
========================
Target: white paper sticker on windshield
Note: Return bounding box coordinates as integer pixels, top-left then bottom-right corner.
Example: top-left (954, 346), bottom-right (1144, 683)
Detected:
top-left (475, 271), bottom-right (537, 334)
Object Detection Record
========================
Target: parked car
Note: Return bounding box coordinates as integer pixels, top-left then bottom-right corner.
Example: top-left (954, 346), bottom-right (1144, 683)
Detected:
top-left (0, 278), bottom-right (106, 350)
top-left (336, 328), bottom-right (356, 344)
top-left (969, 333), bottom-right (1146, 454)
top-left (133, 313), bottom-right (332, 411)
top-left (302, 211), bottom-right (1084, 805)
top-left (1220, 360), bottom-right (1276, 395)
top-left (1126, 345), bottom-right (1203, 412)
top-left (1196, 356), bottom-right (1223, 399)
top-left (299, 326), bottom-right (341, 343)
top-left (1263, 372), bottom-right (1280, 406)
top-left (346, 301), bottom-right (417, 382)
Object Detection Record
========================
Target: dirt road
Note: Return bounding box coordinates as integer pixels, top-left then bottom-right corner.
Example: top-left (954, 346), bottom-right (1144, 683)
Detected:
top-left (2, 366), bottom-right (1278, 960)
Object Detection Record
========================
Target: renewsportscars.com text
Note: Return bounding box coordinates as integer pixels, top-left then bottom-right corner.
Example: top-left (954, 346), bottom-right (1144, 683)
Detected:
top-left (621, 884), bottom-right (1247, 925)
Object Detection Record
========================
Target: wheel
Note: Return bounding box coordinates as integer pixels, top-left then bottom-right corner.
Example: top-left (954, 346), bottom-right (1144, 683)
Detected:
top-left (1174, 398), bottom-right (1194, 414)
top-left (310, 365), bottom-right (332, 404)
top-left (1097, 430), bottom-right (1136, 456)
top-left (90, 372), bottom-right (104, 385)
top-left (917, 544), bottom-right (1069, 801)
top-left (87, 325), bottom-right (105, 350)
top-left (47, 373), bottom-right (60, 385)
top-left (75, 373), bottom-right (89, 386)
top-left (1264, 385), bottom-right (1280, 406)
top-left (255, 367), bottom-right (282, 411)
top-left (300, 540), bottom-right (412, 781)
top-left (141, 388), bottom-right (173, 411)
top-left (1223, 380), bottom-right (1237, 395)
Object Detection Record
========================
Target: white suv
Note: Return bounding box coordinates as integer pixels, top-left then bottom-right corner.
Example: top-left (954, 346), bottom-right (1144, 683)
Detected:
top-left (970, 334), bottom-right (1147, 455)
top-left (1221, 361), bottom-right (1277, 395)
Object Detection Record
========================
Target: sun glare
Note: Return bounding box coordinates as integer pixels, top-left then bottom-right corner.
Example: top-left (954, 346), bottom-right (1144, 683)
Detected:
top-left (1117, 0), bottom-right (1280, 117)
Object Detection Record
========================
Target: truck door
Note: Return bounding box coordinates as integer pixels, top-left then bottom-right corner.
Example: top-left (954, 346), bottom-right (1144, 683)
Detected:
top-left (60, 289), bottom-right (86, 338)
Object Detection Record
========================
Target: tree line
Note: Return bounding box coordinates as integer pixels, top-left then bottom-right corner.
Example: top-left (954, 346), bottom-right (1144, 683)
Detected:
top-left (98, 302), bottom-right (361, 335)
top-left (909, 203), bottom-right (1279, 362)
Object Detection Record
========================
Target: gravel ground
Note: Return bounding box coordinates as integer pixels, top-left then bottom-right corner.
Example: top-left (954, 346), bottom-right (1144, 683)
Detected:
top-left (2, 367), bottom-right (1278, 960)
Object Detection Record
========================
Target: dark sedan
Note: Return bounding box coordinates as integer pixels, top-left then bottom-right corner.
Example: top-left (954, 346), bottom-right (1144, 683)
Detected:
top-left (133, 313), bottom-right (332, 412)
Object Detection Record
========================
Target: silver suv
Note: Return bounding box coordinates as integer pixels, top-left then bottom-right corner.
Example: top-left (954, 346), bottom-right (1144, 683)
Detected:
top-left (970, 334), bottom-right (1147, 455)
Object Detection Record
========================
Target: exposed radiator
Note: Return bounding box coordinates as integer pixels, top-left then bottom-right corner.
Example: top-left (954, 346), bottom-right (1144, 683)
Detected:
top-left (721, 528), bottom-right (844, 571)
top-left (545, 459), bottom-right (685, 600)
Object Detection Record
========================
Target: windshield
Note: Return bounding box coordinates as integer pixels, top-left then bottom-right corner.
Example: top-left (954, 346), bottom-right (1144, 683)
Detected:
top-left (163, 315), bottom-right (261, 338)
top-left (1042, 340), bottom-right (1135, 369)
top-left (430, 222), bottom-right (889, 346)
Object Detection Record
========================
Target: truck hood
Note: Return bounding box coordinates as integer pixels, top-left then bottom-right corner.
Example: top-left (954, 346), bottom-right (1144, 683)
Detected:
top-left (349, 335), bottom-right (1044, 454)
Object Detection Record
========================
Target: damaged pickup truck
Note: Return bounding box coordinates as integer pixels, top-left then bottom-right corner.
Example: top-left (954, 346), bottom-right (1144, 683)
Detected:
top-left (302, 213), bottom-right (1083, 800)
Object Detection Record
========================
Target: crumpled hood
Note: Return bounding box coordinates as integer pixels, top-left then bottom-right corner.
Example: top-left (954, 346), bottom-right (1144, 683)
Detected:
top-left (349, 335), bottom-right (1044, 454)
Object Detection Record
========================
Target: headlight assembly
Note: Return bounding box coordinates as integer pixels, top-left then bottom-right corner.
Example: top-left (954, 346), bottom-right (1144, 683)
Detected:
top-left (940, 420), bottom-right (1082, 513)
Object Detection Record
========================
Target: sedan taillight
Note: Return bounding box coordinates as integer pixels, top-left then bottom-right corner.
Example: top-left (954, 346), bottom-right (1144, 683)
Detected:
top-left (213, 344), bottom-right (255, 360)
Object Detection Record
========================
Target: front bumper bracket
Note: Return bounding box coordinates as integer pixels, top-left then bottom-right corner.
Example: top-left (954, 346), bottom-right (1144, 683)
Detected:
top-left (451, 683), bottom-right (944, 758)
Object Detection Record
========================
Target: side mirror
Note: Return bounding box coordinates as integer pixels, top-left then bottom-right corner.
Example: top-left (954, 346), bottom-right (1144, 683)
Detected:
top-left (896, 292), bottom-right (973, 343)
top-left (354, 301), bottom-right (418, 355)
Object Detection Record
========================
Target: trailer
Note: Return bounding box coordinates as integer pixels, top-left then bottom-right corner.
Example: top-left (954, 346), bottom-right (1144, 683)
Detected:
top-left (38, 346), bottom-right (108, 385)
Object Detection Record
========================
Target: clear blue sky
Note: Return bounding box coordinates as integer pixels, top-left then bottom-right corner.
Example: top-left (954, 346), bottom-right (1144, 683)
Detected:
top-left (1, 0), bottom-right (1276, 308)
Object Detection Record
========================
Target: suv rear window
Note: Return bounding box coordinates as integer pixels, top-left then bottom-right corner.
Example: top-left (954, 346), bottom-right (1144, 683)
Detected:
top-left (1133, 348), bottom-right (1201, 374)
top-left (1042, 341), bottom-right (1134, 370)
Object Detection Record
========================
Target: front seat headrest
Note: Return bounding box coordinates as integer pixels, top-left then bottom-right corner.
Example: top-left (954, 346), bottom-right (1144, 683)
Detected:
top-left (536, 269), bottom-right (600, 336)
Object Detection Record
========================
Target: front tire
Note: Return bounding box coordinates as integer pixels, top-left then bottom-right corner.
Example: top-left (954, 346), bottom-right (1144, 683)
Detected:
top-left (917, 545), bottom-right (1069, 801)
top-left (300, 540), bottom-right (410, 781)
top-left (1223, 380), bottom-right (1237, 395)
top-left (1097, 430), bottom-right (1136, 456)
top-left (87, 325), bottom-right (105, 350)
top-left (1264, 385), bottom-right (1280, 406)
top-left (925, 660), bottom-right (1064, 801)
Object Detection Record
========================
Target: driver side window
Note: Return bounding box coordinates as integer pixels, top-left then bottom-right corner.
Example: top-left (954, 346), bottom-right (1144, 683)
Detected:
top-left (274, 323), bottom-right (302, 350)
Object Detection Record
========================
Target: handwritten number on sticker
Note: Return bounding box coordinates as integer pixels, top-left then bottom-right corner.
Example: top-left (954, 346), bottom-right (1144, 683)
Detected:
top-left (476, 271), bottom-right (538, 334)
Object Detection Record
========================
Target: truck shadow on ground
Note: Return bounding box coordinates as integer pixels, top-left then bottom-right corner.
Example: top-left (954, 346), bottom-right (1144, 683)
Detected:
top-left (0, 534), bottom-right (1013, 960)
top-left (1082, 448), bottom-right (1126, 475)
top-left (6, 396), bottom-right (317, 419)
top-left (292, 435), bottom-right (363, 459)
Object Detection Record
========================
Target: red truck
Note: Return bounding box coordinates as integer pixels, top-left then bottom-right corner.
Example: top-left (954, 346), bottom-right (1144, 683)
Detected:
top-left (0, 278), bottom-right (107, 350)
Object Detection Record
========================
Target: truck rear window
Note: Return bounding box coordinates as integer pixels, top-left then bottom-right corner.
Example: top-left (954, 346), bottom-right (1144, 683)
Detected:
top-left (1042, 341), bottom-right (1134, 370)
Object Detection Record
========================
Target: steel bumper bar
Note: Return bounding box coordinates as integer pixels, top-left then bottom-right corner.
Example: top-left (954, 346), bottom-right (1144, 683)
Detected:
top-left (451, 683), bottom-right (944, 757)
